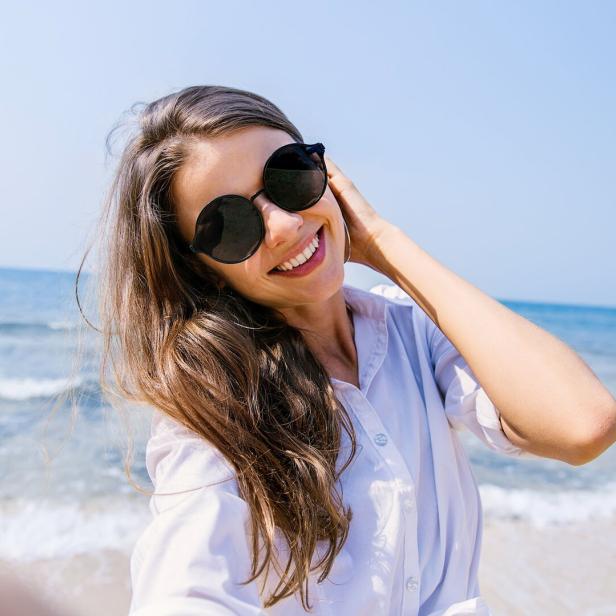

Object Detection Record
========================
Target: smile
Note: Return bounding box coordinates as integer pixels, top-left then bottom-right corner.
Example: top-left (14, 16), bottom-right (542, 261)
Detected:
top-left (269, 226), bottom-right (326, 277)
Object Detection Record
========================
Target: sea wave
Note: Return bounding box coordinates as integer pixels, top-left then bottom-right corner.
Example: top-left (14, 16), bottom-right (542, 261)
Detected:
top-left (48, 320), bottom-right (79, 331)
top-left (479, 482), bottom-right (616, 527)
top-left (0, 496), bottom-right (150, 562)
top-left (0, 320), bottom-right (79, 334)
top-left (0, 376), bottom-right (86, 401)
top-left (2, 483), bottom-right (616, 561)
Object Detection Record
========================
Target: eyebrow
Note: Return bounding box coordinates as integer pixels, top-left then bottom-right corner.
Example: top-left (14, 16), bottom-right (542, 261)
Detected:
top-left (193, 140), bottom-right (303, 209)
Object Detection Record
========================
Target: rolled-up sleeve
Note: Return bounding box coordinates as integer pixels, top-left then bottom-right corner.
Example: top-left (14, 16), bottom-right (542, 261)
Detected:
top-left (427, 318), bottom-right (542, 459)
top-left (129, 413), bottom-right (267, 615)
top-left (369, 283), bottom-right (539, 458)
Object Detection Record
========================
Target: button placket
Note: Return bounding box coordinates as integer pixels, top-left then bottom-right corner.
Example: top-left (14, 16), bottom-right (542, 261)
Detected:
top-left (403, 498), bottom-right (415, 511)
top-left (399, 483), bottom-right (416, 515)
top-left (342, 388), bottom-right (421, 614)
top-left (398, 507), bottom-right (420, 614)
top-left (396, 481), bottom-right (420, 612)
top-left (373, 432), bottom-right (388, 446)
top-left (405, 576), bottom-right (418, 592)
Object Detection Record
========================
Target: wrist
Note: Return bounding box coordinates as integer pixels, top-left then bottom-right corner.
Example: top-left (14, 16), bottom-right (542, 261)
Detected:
top-left (364, 221), bottom-right (403, 273)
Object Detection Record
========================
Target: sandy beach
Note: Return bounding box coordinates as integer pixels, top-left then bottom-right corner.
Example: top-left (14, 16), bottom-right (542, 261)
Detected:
top-left (1, 516), bottom-right (615, 616)
top-left (479, 518), bottom-right (616, 615)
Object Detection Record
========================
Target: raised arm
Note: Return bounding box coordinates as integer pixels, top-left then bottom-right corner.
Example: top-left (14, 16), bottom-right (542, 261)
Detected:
top-left (367, 224), bottom-right (616, 466)
top-left (324, 155), bottom-right (616, 467)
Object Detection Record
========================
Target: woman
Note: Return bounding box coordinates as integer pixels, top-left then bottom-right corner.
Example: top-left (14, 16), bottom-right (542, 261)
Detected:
top-left (85, 85), bottom-right (615, 615)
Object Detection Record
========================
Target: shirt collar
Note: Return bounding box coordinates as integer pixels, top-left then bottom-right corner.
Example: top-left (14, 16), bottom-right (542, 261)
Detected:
top-left (330, 284), bottom-right (391, 394)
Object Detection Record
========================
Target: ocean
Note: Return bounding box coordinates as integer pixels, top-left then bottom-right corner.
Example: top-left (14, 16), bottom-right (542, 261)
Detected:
top-left (1, 266), bottom-right (615, 564)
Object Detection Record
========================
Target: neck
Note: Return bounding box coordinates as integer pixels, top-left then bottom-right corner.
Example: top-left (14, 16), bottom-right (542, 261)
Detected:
top-left (279, 291), bottom-right (357, 372)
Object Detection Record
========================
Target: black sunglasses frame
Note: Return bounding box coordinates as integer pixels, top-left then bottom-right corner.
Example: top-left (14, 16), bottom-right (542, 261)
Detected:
top-left (188, 142), bottom-right (327, 264)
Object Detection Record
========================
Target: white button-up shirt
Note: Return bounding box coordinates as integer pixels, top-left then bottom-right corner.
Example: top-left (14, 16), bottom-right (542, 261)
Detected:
top-left (129, 283), bottom-right (540, 616)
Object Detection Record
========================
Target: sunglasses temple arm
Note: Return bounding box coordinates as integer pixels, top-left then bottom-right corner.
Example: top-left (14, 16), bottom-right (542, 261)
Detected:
top-left (250, 187), bottom-right (267, 203)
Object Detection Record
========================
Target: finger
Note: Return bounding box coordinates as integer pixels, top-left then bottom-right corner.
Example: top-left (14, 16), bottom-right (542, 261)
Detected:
top-left (323, 154), bottom-right (342, 178)
top-left (324, 155), bottom-right (354, 194)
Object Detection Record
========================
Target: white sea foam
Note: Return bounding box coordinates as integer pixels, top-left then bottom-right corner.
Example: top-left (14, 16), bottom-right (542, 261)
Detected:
top-left (479, 482), bottom-right (616, 527)
top-left (0, 376), bottom-right (83, 400)
top-left (47, 320), bottom-right (77, 330)
top-left (0, 497), bottom-right (151, 562)
top-left (2, 483), bottom-right (615, 562)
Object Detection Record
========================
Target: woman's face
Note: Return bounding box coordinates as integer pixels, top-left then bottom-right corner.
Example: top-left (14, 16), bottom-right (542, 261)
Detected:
top-left (171, 125), bottom-right (347, 310)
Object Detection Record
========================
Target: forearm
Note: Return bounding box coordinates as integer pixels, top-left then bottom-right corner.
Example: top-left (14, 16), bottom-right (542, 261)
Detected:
top-left (368, 222), bottom-right (616, 464)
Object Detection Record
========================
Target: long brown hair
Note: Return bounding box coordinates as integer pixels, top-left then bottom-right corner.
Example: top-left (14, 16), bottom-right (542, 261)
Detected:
top-left (72, 85), bottom-right (358, 610)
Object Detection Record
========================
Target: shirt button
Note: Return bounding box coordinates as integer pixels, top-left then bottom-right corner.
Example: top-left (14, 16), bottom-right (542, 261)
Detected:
top-left (373, 432), bottom-right (388, 446)
top-left (406, 576), bottom-right (418, 591)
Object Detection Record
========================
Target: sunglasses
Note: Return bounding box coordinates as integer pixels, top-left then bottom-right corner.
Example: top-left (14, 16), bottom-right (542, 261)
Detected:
top-left (188, 142), bottom-right (327, 264)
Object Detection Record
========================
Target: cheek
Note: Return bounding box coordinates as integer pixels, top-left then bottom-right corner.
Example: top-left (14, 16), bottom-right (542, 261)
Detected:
top-left (197, 255), bottom-right (231, 285)
top-left (322, 184), bottom-right (336, 203)
top-left (313, 189), bottom-right (340, 218)
top-left (227, 262), bottom-right (266, 291)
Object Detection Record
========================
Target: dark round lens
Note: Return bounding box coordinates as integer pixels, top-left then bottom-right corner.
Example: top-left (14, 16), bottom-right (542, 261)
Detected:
top-left (263, 143), bottom-right (327, 211)
top-left (193, 195), bottom-right (264, 264)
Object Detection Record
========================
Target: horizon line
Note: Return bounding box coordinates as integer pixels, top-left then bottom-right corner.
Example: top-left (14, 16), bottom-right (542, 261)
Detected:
top-left (1, 264), bottom-right (615, 311)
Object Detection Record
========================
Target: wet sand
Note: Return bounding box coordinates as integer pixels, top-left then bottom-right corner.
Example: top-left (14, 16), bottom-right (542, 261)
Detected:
top-left (1, 518), bottom-right (615, 615)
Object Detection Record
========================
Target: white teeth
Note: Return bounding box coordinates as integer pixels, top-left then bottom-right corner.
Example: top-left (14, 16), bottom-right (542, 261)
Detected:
top-left (301, 245), bottom-right (314, 260)
top-left (274, 232), bottom-right (320, 271)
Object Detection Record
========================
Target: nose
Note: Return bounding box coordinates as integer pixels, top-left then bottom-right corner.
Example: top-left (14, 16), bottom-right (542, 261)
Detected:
top-left (256, 196), bottom-right (305, 250)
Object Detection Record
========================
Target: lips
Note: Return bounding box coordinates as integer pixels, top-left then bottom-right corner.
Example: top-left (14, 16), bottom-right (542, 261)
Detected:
top-left (269, 225), bottom-right (324, 273)
top-left (268, 225), bottom-right (326, 276)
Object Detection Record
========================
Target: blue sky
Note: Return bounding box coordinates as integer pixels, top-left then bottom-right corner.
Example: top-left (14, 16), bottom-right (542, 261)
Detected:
top-left (1, 1), bottom-right (614, 306)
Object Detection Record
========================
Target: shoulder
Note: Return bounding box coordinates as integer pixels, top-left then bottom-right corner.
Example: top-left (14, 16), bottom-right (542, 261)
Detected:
top-left (368, 283), bottom-right (415, 304)
top-left (367, 283), bottom-right (432, 334)
top-left (146, 410), bottom-right (239, 514)
top-left (367, 283), bottom-right (423, 314)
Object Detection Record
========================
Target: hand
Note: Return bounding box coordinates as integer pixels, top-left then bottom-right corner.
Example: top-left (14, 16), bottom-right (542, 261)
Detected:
top-left (324, 154), bottom-right (393, 269)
